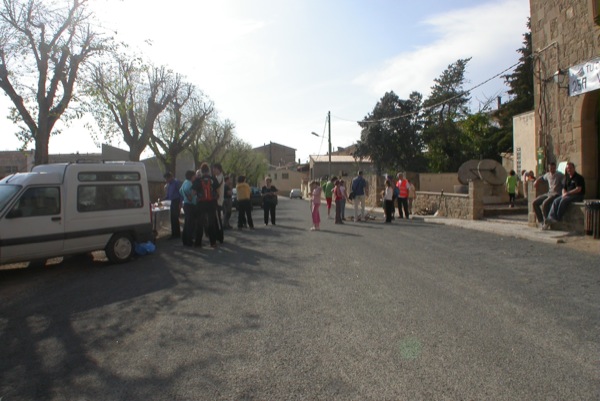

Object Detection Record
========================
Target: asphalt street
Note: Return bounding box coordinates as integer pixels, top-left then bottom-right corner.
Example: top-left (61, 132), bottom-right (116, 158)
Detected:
top-left (1, 197), bottom-right (599, 400)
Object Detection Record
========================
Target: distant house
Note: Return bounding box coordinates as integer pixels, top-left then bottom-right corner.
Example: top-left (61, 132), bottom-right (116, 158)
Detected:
top-left (309, 154), bottom-right (373, 181)
top-left (253, 142), bottom-right (297, 167)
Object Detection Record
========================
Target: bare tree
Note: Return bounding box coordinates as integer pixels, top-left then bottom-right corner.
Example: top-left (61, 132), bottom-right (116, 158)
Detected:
top-left (190, 117), bottom-right (235, 166)
top-left (0, 0), bottom-right (107, 165)
top-left (149, 83), bottom-right (213, 174)
top-left (85, 51), bottom-right (182, 161)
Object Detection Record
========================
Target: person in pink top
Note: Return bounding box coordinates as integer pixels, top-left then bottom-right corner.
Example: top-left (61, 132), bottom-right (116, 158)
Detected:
top-left (310, 180), bottom-right (322, 231)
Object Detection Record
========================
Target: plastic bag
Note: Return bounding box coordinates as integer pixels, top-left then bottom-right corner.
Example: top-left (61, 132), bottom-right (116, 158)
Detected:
top-left (135, 241), bottom-right (156, 256)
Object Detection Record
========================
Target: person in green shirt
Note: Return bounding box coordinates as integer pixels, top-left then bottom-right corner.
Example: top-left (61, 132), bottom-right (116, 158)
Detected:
top-left (506, 170), bottom-right (518, 208)
top-left (323, 176), bottom-right (337, 219)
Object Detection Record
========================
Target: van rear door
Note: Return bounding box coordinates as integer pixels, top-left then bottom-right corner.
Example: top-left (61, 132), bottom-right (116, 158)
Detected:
top-left (0, 186), bottom-right (64, 264)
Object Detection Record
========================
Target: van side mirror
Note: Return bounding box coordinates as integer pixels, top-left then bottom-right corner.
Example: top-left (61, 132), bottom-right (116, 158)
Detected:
top-left (6, 209), bottom-right (23, 219)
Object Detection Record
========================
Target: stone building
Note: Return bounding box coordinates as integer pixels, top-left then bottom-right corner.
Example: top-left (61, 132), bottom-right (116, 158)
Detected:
top-left (530, 0), bottom-right (600, 198)
top-left (253, 142), bottom-right (297, 167)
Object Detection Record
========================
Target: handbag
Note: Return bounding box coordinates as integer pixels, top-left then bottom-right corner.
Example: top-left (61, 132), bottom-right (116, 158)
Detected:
top-left (348, 191), bottom-right (355, 200)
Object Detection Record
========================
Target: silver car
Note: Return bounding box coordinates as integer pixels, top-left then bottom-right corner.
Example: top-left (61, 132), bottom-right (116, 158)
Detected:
top-left (289, 188), bottom-right (302, 199)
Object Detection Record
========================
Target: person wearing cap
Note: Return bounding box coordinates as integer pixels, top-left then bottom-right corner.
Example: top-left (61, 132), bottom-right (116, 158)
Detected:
top-left (163, 172), bottom-right (182, 239)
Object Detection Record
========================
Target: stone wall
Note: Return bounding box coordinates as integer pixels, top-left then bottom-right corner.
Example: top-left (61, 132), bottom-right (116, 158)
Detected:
top-left (530, 0), bottom-right (600, 198)
top-left (412, 180), bottom-right (484, 220)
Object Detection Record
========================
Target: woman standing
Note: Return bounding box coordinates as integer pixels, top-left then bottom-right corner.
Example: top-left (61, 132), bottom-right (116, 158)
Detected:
top-left (333, 180), bottom-right (344, 224)
top-left (261, 177), bottom-right (278, 225)
top-left (339, 179), bottom-right (348, 220)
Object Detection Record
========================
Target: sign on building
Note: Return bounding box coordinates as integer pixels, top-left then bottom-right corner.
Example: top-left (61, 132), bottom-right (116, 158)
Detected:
top-left (569, 57), bottom-right (600, 97)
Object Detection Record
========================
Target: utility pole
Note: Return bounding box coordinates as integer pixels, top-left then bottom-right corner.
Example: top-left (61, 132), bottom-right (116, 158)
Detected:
top-left (328, 110), bottom-right (331, 178)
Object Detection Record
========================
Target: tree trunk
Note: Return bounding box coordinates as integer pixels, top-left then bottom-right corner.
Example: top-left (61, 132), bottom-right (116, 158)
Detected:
top-left (34, 131), bottom-right (50, 165)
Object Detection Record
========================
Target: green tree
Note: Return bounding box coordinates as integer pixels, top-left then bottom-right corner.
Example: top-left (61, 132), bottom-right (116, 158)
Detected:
top-left (494, 18), bottom-right (533, 152)
top-left (356, 91), bottom-right (426, 173)
top-left (422, 58), bottom-right (472, 172)
top-left (0, 0), bottom-right (107, 165)
top-left (459, 112), bottom-right (502, 161)
top-left (221, 138), bottom-right (267, 186)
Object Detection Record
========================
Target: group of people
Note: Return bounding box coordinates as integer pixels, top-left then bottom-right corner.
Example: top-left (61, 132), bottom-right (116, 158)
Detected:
top-left (162, 165), bottom-right (280, 248)
top-left (506, 161), bottom-right (586, 230)
top-left (308, 170), bottom-right (416, 230)
top-left (533, 162), bottom-right (585, 230)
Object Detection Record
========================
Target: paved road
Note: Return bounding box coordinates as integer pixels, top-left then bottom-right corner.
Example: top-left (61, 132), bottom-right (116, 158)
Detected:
top-left (1, 197), bottom-right (599, 400)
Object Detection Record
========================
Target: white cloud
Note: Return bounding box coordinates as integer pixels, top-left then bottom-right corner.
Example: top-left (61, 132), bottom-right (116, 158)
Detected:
top-left (353, 0), bottom-right (529, 99)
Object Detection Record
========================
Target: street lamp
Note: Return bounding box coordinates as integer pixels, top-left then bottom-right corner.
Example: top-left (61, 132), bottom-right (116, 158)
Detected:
top-left (311, 111), bottom-right (332, 178)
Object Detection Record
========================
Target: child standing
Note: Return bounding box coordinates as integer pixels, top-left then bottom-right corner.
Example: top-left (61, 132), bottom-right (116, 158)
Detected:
top-left (506, 170), bottom-right (517, 208)
top-left (310, 180), bottom-right (322, 230)
top-left (383, 179), bottom-right (394, 223)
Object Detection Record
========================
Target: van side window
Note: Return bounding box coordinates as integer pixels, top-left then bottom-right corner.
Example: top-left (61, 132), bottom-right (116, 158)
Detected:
top-left (10, 187), bottom-right (60, 217)
top-left (77, 184), bottom-right (143, 212)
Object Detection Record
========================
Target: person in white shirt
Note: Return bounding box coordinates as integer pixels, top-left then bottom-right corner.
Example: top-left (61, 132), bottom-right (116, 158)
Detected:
top-left (532, 162), bottom-right (564, 227)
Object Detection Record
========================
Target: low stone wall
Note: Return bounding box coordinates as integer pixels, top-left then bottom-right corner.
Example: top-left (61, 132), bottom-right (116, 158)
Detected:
top-left (413, 180), bottom-right (485, 220)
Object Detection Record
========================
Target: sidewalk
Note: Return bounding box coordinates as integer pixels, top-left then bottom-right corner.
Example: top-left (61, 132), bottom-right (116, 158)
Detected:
top-left (349, 202), bottom-right (599, 253)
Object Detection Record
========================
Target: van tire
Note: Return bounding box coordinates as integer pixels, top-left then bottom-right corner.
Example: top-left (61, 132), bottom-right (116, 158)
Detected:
top-left (105, 233), bottom-right (134, 264)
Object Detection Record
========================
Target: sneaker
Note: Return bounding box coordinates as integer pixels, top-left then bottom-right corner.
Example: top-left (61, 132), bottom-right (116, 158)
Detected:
top-left (310, 227), bottom-right (316, 231)
top-left (541, 221), bottom-right (551, 231)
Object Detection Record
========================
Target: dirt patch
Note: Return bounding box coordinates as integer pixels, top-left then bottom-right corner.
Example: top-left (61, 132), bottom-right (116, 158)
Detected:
top-left (560, 235), bottom-right (600, 255)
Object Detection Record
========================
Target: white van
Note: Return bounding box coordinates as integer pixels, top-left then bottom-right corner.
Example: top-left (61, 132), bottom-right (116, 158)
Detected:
top-left (0, 161), bottom-right (154, 265)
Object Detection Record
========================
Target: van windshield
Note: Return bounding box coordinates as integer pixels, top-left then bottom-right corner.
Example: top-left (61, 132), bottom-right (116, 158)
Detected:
top-left (0, 185), bottom-right (21, 212)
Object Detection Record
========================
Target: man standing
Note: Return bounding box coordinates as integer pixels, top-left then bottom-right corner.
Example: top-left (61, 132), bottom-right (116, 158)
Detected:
top-left (532, 162), bottom-right (564, 227)
top-left (192, 163), bottom-right (220, 247)
top-left (543, 162), bottom-right (585, 230)
top-left (396, 172), bottom-right (410, 219)
top-left (222, 175), bottom-right (234, 229)
top-left (351, 170), bottom-right (369, 222)
top-left (179, 170), bottom-right (196, 246)
top-left (212, 163), bottom-right (225, 243)
top-left (163, 172), bottom-right (181, 240)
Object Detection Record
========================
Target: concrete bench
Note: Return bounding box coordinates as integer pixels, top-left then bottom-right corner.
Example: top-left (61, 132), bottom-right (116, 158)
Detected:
top-left (550, 202), bottom-right (586, 234)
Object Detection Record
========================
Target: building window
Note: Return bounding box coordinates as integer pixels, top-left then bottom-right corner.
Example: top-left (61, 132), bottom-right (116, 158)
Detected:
top-left (282, 173), bottom-right (289, 180)
top-left (3, 165), bottom-right (18, 174)
top-left (273, 173), bottom-right (277, 180)
top-left (595, 0), bottom-right (600, 25)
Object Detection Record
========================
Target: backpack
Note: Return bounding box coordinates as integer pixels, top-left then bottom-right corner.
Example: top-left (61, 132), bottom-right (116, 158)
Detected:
top-left (194, 176), bottom-right (216, 202)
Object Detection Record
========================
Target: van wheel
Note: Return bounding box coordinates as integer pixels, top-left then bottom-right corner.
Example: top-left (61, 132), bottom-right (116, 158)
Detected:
top-left (105, 233), bottom-right (134, 264)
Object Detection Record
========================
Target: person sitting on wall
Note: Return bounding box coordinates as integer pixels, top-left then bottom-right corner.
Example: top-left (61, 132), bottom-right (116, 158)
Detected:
top-left (532, 162), bottom-right (564, 228)
top-left (542, 162), bottom-right (585, 230)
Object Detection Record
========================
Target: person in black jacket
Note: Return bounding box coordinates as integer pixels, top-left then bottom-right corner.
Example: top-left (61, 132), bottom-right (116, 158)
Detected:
top-left (261, 177), bottom-right (278, 225)
top-left (192, 163), bottom-right (220, 247)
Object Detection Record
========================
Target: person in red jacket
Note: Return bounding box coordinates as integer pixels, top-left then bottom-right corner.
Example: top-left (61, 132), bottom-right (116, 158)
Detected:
top-left (396, 172), bottom-right (410, 219)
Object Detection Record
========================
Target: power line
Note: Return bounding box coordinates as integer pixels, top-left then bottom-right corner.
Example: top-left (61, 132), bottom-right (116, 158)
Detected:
top-left (332, 60), bottom-right (522, 125)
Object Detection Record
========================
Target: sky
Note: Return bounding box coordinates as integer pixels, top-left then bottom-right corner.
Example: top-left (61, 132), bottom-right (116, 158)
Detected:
top-left (0, 0), bottom-right (531, 164)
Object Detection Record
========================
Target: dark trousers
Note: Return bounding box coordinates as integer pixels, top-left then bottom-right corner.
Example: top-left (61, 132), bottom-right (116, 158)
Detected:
top-left (170, 200), bottom-right (181, 237)
top-left (264, 202), bottom-right (276, 225)
top-left (533, 193), bottom-right (559, 222)
top-left (335, 200), bottom-right (343, 223)
top-left (384, 199), bottom-right (394, 222)
top-left (195, 201), bottom-right (217, 246)
top-left (397, 197), bottom-right (409, 219)
top-left (237, 199), bottom-right (254, 228)
top-left (182, 203), bottom-right (195, 245)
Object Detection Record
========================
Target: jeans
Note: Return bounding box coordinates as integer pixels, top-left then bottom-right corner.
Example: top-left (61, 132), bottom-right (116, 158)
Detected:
top-left (548, 194), bottom-right (584, 221)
